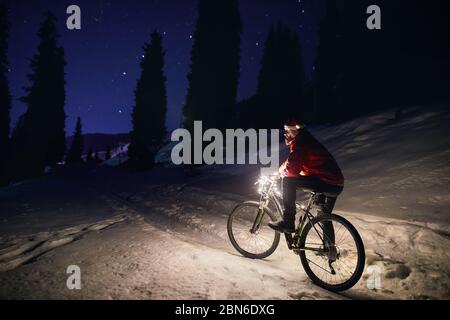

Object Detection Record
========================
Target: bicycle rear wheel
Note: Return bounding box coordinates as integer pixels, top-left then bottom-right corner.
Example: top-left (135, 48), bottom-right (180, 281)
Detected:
top-left (298, 214), bottom-right (365, 291)
top-left (227, 201), bottom-right (280, 259)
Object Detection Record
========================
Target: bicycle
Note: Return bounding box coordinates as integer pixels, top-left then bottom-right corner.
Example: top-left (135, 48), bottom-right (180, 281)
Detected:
top-left (227, 174), bottom-right (365, 292)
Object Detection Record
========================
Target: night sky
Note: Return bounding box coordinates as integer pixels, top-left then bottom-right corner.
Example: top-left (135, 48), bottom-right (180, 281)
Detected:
top-left (5, 0), bottom-right (325, 134)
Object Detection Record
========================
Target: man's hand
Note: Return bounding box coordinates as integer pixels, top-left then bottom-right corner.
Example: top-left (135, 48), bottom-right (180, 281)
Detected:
top-left (279, 162), bottom-right (287, 178)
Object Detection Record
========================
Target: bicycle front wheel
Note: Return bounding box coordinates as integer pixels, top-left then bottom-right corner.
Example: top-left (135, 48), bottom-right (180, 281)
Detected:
top-left (299, 214), bottom-right (365, 292)
top-left (227, 201), bottom-right (280, 259)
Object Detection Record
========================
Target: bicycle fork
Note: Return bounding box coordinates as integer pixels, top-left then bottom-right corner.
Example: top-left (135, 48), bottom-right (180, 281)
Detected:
top-left (250, 198), bottom-right (269, 234)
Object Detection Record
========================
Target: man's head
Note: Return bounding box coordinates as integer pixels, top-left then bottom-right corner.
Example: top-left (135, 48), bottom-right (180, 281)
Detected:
top-left (284, 119), bottom-right (304, 145)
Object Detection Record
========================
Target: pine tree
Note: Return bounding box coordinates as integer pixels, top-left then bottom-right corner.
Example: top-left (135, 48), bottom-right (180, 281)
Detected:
top-left (0, 4), bottom-right (11, 183)
top-left (45, 44), bottom-right (66, 164)
top-left (66, 117), bottom-right (83, 164)
top-left (182, 0), bottom-right (242, 132)
top-left (314, 0), bottom-right (343, 123)
top-left (314, 0), bottom-right (449, 123)
top-left (128, 31), bottom-right (167, 170)
top-left (315, 0), bottom-right (384, 122)
top-left (252, 23), bottom-right (305, 128)
top-left (9, 12), bottom-right (66, 180)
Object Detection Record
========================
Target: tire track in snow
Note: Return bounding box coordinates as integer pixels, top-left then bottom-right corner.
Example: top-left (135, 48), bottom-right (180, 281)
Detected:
top-left (0, 215), bottom-right (129, 272)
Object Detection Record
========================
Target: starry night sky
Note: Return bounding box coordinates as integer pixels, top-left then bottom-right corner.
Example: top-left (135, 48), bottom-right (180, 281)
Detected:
top-left (5, 0), bottom-right (325, 134)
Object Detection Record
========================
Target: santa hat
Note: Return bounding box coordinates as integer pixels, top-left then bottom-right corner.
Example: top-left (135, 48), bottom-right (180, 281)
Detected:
top-left (284, 119), bottom-right (305, 131)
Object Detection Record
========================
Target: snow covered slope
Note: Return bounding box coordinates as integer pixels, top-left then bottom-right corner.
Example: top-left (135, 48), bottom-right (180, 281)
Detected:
top-left (0, 106), bottom-right (448, 299)
top-left (313, 106), bottom-right (450, 225)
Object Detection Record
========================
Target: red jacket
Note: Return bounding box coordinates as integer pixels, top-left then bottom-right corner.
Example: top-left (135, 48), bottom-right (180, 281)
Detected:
top-left (281, 129), bottom-right (344, 186)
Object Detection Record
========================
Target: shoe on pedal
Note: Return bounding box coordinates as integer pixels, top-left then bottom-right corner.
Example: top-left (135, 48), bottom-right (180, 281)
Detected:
top-left (268, 219), bottom-right (295, 233)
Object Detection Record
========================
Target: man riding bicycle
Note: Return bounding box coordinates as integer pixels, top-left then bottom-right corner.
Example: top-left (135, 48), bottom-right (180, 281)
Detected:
top-left (268, 119), bottom-right (344, 236)
top-left (228, 118), bottom-right (364, 290)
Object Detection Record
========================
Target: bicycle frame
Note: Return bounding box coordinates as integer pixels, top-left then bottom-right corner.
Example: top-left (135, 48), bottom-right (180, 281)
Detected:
top-left (234, 177), bottom-right (365, 290)
top-left (251, 177), bottom-right (328, 252)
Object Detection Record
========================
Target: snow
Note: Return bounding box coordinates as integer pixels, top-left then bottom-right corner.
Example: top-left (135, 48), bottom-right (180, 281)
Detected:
top-left (313, 106), bottom-right (450, 225)
top-left (0, 105), bottom-right (449, 299)
top-left (103, 143), bottom-right (129, 166)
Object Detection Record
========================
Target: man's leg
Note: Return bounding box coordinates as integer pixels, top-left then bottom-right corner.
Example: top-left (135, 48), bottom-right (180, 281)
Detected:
top-left (268, 177), bottom-right (296, 233)
top-left (316, 196), bottom-right (338, 244)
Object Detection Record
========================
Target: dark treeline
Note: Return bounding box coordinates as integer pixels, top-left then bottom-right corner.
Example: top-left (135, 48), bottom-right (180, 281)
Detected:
top-left (314, 0), bottom-right (450, 123)
top-left (0, 6), bottom-right (171, 182)
top-left (183, 0), bottom-right (450, 131)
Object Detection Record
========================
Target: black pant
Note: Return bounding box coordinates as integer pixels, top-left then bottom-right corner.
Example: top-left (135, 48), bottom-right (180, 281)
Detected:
top-left (282, 176), bottom-right (343, 243)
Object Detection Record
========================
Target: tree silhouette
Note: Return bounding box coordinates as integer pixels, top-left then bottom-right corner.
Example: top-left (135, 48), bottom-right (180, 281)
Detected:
top-left (0, 4), bottom-right (11, 184)
top-left (128, 31), bottom-right (167, 170)
top-left (314, 0), bottom-right (450, 123)
top-left (9, 12), bottom-right (66, 181)
top-left (314, 0), bottom-right (343, 123)
top-left (182, 0), bottom-right (242, 132)
top-left (66, 117), bottom-right (83, 164)
top-left (241, 23), bottom-right (305, 129)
